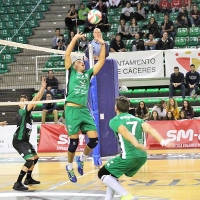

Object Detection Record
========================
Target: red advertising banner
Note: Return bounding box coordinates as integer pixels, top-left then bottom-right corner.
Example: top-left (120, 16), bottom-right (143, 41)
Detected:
top-left (146, 120), bottom-right (200, 148)
top-left (38, 124), bottom-right (86, 152)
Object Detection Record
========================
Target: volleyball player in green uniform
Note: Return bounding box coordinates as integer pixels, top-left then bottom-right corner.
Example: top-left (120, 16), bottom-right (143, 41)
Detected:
top-left (64, 31), bottom-right (106, 183)
top-left (98, 96), bottom-right (174, 200)
top-left (12, 78), bottom-right (46, 191)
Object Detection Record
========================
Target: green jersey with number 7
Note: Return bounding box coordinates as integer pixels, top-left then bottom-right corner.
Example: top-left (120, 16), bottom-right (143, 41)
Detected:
top-left (109, 113), bottom-right (147, 159)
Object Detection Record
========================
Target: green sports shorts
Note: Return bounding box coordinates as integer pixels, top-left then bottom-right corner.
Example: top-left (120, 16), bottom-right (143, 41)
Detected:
top-left (105, 155), bottom-right (147, 178)
top-left (65, 106), bottom-right (97, 136)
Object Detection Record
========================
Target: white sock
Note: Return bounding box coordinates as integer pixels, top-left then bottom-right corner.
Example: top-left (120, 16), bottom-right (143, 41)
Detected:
top-left (80, 153), bottom-right (88, 162)
top-left (102, 175), bottom-right (128, 196)
top-left (104, 186), bottom-right (115, 200)
top-left (67, 163), bottom-right (73, 170)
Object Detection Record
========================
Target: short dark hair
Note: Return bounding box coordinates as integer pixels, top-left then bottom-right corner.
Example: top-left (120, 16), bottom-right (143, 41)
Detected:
top-left (60, 34), bottom-right (64, 37)
top-left (164, 14), bottom-right (169, 17)
top-left (190, 64), bottom-right (195, 67)
top-left (115, 33), bottom-right (121, 37)
top-left (55, 28), bottom-right (60, 32)
top-left (48, 70), bottom-right (54, 74)
top-left (174, 66), bottom-right (179, 70)
top-left (116, 96), bottom-right (130, 113)
top-left (19, 95), bottom-right (28, 101)
top-left (70, 4), bottom-right (75, 7)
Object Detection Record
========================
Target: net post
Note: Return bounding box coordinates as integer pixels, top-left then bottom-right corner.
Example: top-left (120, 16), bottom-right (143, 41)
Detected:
top-left (36, 56), bottom-right (39, 82)
top-left (88, 44), bottom-right (94, 69)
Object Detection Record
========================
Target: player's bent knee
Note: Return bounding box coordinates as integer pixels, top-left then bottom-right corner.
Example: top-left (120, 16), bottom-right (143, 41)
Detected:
top-left (87, 137), bottom-right (98, 149)
top-left (24, 159), bottom-right (34, 169)
top-left (68, 138), bottom-right (79, 153)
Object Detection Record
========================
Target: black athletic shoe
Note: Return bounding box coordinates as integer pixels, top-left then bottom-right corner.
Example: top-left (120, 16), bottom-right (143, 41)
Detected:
top-left (13, 182), bottom-right (28, 191)
top-left (24, 178), bottom-right (40, 185)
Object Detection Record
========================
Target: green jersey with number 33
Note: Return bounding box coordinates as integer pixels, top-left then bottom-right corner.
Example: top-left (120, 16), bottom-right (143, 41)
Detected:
top-left (109, 112), bottom-right (147, 159)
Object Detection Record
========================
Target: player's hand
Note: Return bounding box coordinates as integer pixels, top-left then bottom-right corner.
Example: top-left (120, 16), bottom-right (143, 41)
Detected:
top-left (165, 141), bottom-right (175, 148)
top-left (41, 77), bottom-right (46, 89)
top-left (0, 121), bottom-right (8, 126)
top-left (75, 32), bottom-right (85, 39)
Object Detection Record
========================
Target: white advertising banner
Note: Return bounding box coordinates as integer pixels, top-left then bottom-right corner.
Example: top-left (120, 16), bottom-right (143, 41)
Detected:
top-left (165, 49), bottom-right (200, 77)
top-left (0, 125), bottom-right (37, 153)
top-left (108, 50), bottom-right (164, 79)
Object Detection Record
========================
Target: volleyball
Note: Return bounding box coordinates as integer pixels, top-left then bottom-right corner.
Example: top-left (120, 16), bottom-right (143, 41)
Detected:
top-left (88, 9), bottom-right (102, 24)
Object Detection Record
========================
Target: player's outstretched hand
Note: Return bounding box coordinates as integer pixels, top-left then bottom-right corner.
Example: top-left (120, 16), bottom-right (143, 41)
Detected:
top-left (41, 77), bottom-right (46, 89)
top-left (75, 32), bottom-right (85, 39)
top-left (0, 121), bottom-right (8, 126)
top-left (165, 141), bottom-right (175, 148)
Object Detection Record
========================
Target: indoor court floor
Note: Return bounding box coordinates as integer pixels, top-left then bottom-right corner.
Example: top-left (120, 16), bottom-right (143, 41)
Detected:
top-left (0, 149), bottom-right (200, 200)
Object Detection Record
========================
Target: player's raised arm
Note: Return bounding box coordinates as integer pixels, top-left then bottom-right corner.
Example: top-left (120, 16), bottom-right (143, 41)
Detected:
top-left (27, 77), bottom-right (46, 111)
top-left (65, 33), bottom-right (85, 70)
top-left (0, 121), bottom-right (7, 126)
top-left (142, 122), bottom-right (174, 148)
top-left (118, 125), bottom-right (148, 152)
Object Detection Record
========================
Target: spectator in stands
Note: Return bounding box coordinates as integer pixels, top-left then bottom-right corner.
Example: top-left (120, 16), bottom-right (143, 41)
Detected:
top-left (135, 101), bottom-right (150, 120)
top-left (65, 4), bottom-right (78, 32)
top-left (148, 0), bottom-right (160, 13)
top-left (182, 0), bottom-right (191, 11)
top-left (146, 17), bottom-right (159, 38)
top-left (132, 33), bottom-right (145, 51)
top-left (78, 3), bottom-right (90, 25)
top-left (79, 35), bottom-right (89, 51)
top-left (128, 102), bottom-right (135, 116)
top-left (166, 98), bottom-right (179, 119)
top-left (164, 111), bottom-right (175, 120)
top-left (190, 5), bottom-right (200, 27)
top-left (156, 32), bottom-right (174, 50)
top-left (144, 34), bottom-right (157, 50)
top-left (169, 66), bottom-right (185, 99)
top-left (171, 0), bottom-right (182, 13)
top-left (149, 110), bottom-right (160, 120)
top-left (118, 19), bottom-right (129, 39)
top-left (87, 0), bottom-right (98, 9)
top-left (179, 110), bottom-right (188, 120)
top-left (66, 31), bottom-right (78, 52)
top-left (110, 33), bottom-right (126, 52)
top-left (45, 70), bottom-right (58, 97)
top-left (85, 28), bottom-right (109, 60)
top-left (175, 5), bottom-right (189, 27)
top-left (96, 12), bottom-right (110, 32)
top-left (159, 0), bottom-right (171, 14)
top-left (161, 14), bottom-right (175, 38)
top-left (96, 0), bottom-right (108, 15)
top-left (181, 100), bottom-right (194, 119)
top-left (108, 0), bottom-right (121, 8)
top-left (84, 18), bottom-right (96, 33)
top-left (52, 28), bottom-right (61, 49)
top-left (41, 93), bottom-right (58, 124)
top-left (185, 64), bottom-right (200, 99)
top-left (120, 2), bottom-right (134, 21)
top-left (53, 34), bottom-right (66, 51)
top-left (132, 2), bottom-right (145, 21)
top-left (128, 18), bottom-right (140, 39)
top-left (152, 100), bottom-right (167, 119)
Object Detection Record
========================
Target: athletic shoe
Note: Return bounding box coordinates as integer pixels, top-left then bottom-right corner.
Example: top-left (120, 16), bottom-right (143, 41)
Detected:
top-left (76, 156), bottom-right (84, 175)
top-left (13, 182), bottom-right (28, 191)
top-left (120, 194), bottom-right (134, 200)
top-left (24, 178), bottom-right (40, 185)
top-left (66, 166), bottom-right (77, 183)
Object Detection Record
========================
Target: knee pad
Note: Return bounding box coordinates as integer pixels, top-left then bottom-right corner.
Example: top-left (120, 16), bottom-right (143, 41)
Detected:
top-left (34, 158), bottom-right (39, 165)
top-left (98, 166), bottom-right (117, 180)
top-left (68, 138), bottom-right (79, 153)
top-left (87, 137), bottom-right (98, 149)
top-left (24, 160), bottom-right (34, 169)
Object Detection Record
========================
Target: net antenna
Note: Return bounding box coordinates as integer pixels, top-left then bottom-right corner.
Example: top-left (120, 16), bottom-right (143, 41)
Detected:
top-left (88, 44), bottom-right (94, 69)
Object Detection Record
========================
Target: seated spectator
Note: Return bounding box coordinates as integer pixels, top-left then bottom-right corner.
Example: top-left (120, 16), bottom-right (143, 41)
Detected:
top-left (132, 33), bottom-right (145, 51)
top-left (45, 70), bottom-right (58, 97)
top-left (146, 17), bottom-right (159, 38)
top-left (87, 0), bottom-right (98, 9)
top-left (96, 12), bottom-right (110, 32)
top-left (53, 34), bottom-right (66, 51)
top-left (166, 98), bottom-right (179, 119)
top-left (128, 102), bottom-right (135, 116)
top-left (152, 100), bottom-right (167, 119)
top-left (84, 18), bottom-right (96, 33)
top-left (144, 33), bottom-right (157, 50)
top-left (52, 28), bottom-right (60, 49)
top-left (42, 93), bottom-right (58, 124)
top-left (169, 66), bottom-right (185, 99)
top-left (159, 0), bottom-right (171, 14)
top-left (78, 3), bottom-right (90, 25)
top-left (132, 2), bottom-right (145, 21)
top-left (148, 0), bottom-right (160, 13)
top-left (149, 110), bottom-right (160, 120)
top-left (190, 5), bottom-right (200, 27)
top-left (182, 0), bottom-right (191, 11)
top-left (96, 0), bottom-right (108, 15)
top-left (164, 111), bottom-right (175, 120)
top-left (108, 0), bottom-right (121, 8)
top-left (179, 110), bottom-right (188, 120)
top-left (135, 101), bottom-right (149, 120)
top-left (128, 18), bottom-right (140, 39)
top-left (161, 14), bottom-right (175, 38)
top-left (65, 4), bottom-right (78, 32)
top-left (185, 64), bottom-right (200, 99)
top-left (85, 28), bottom-right (109, 60)
top-left (118, 19), bottom-right (129, 39)
top-left (110, 34), bottom-right (126, 52)
top-left (175, 5), bottom-right (189, 27)
top-left (171, 0), bottom-right (182, 13)
top-left (120, 2), bottom-right (134, 21)
top-left (156, 32), bottom-right (174, 50)
top-left (66, 31), bottom-right (78, 51)
top-left (181, 100), bottom-right (194, 119)
top-left (79, 36), bottom-right (89, 51)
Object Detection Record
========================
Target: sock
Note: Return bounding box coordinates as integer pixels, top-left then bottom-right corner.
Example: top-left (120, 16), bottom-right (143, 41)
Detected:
top-left (105, 186), bottom-right (115, 200)
top-left (26, 170), bottom-right (32, 179)
top-left (67, 163), bottom-right (73, 170)
top-left (17, 170), bottom-right (26, 183)
top-left (80, 153), bottom-right (88, 162)
top-left (102, 175), bottom-right (128, 196)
